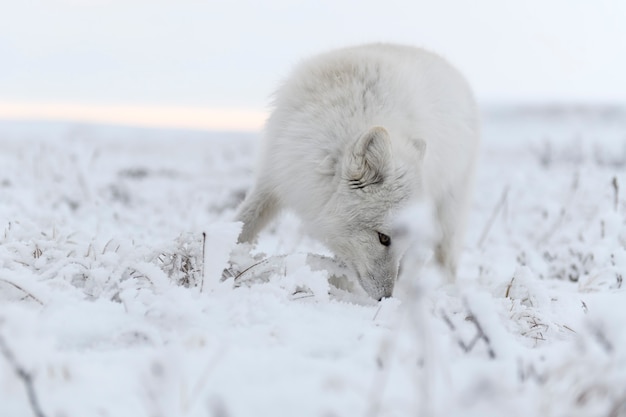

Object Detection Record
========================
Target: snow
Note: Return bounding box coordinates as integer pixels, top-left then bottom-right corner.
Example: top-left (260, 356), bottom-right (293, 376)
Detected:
top-left (1, 106), bottom-right (626, 416)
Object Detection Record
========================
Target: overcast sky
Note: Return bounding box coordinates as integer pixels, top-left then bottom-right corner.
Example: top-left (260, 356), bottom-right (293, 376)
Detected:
top-left (1, 0), bottom-right (625, 129)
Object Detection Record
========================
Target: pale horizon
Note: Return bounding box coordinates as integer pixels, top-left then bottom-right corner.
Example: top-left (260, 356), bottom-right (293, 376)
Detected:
top-left (2, 99), bottom-right (625, 132)
top-left (2, 0), bottom-right (625, 131)
top-left (0, 101), bottom-right (268, 132)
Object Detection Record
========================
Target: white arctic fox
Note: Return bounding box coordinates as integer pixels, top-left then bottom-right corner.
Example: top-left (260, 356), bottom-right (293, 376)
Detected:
top-left (236, 43), bottom-right (480, 300)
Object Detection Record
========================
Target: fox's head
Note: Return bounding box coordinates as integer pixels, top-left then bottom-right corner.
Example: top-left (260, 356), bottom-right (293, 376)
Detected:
top-left (314, 126), bottom-right (426, 300)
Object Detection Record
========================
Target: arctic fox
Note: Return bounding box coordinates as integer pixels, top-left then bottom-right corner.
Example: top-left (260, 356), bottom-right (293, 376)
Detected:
top-left (236, 43), bottom-right (480, 300)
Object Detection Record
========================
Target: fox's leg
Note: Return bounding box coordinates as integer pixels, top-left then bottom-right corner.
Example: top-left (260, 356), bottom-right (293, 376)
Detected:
top-left (434, 180), bottom-right (474, 282)
top-left (235, 183), bottom-right (281, 243)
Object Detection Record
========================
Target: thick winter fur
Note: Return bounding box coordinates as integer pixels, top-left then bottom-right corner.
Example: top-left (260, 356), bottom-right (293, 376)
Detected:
top-left (236, 43), bottom-right (480, 300)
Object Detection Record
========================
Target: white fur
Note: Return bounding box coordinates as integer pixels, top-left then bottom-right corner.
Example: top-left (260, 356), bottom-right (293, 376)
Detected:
top-left (236, 43), bottom-right (480, 300)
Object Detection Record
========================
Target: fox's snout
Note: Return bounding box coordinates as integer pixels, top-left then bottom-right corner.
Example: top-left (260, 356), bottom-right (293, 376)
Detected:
top-left (356, 269), bottom-right (396, 301)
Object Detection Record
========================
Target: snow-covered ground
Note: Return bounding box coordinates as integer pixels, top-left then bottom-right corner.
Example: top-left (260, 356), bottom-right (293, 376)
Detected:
top-left (1, 106), bottom-right (625, 417)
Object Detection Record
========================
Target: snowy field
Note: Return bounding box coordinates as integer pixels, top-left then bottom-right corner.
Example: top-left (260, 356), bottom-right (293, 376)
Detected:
top-left (1, 106), bottom-right (626, 417)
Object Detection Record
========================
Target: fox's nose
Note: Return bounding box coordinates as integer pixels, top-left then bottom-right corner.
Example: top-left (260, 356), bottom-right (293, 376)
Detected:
top-left (377, 288), bottom-right (394, 302)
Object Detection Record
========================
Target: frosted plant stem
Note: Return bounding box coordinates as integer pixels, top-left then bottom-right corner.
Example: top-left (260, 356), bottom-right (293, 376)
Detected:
top-left (612, 176), bottom-right (619, 212)
top-left (413, 284), bottom-right (437, 416)
top-left (477, 185), bottom-right (509, 248)
top-left (0, 334), bottom-right (47, 417)
top-left (200, 231), bottom-right (207, 292)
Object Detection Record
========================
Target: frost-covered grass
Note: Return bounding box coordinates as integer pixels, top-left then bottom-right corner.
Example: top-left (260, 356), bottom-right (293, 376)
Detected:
top-left (1, 107), bottom-right (625, 417)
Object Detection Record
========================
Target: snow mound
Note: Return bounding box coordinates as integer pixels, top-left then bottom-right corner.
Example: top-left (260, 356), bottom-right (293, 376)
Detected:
top-left (0, 113), bottom-right (625, 417)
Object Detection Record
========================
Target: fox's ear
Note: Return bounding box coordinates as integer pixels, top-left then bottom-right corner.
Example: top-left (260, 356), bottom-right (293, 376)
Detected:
top-left (345, 126), bottom-right (392, 189)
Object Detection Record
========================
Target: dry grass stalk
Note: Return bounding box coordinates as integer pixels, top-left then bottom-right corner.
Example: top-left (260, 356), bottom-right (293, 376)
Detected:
top-left (477, 185), bottom-right (509, 248)
top-left (0, 278), bottom-right (43, 305)
top-left (0, 333), bottom-right (48, 417)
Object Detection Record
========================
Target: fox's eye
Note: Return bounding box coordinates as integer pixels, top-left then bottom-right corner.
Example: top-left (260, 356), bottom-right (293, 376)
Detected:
top-left (378, 232), bottom-right (391, 247)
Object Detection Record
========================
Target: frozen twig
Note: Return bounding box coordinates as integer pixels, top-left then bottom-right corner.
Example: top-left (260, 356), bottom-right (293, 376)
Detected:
top-left (365, 337), bottom-right (394, 417)
top-left (0, 333), bottom-right (48, 417)
top-left (464, 312), bottom-right (496, 359)
top-left (440, 306), bottom-right (496, 359)
top-left (184, 345), bottom-right (227, 414)
top-left (102, 238), bottom-right (114, 254)
top-left (612, 176), bottom-right (619, 212)
top-left (477, 185), bottom-right (509, 248)
top-left (517, 359), bottom-right (546, 384)
top-left (538, 171), bottom-right (580, 245)
top-left (504, 276), bottom-right (515, 298)
top-left (0, 278), bottom-right (44, 305)
top-left (200, 231), bottom-right (207, 292)
top-left (608, 394), bottom-right (626, 417)
top-left (539, 209), bottom-right (567, 245)
top-left (589, 325), bottom-right (613, 353)
top-left (234, 258), bottom-right (272, 281)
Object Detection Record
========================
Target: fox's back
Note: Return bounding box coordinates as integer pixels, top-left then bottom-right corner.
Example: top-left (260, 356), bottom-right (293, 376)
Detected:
top-left (262, 43), bottom-right (479, 204)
